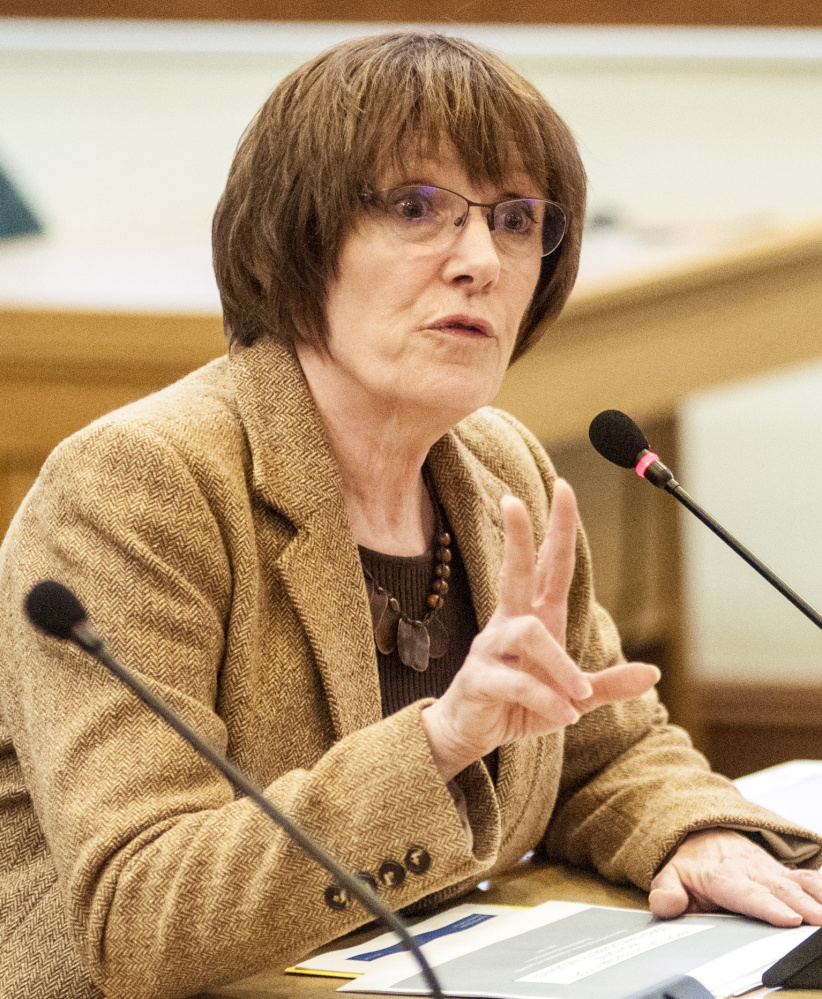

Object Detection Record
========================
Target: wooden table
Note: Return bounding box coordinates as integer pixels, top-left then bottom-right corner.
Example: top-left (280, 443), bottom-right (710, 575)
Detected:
top-left (196, 858), bottom-right (821, 998)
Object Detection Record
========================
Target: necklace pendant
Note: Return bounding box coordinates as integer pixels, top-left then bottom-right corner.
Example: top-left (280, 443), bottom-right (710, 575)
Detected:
top-left (368, 587), bottom-right (389, 631)
top-left (426, 614), bottom-right (447, 659)
top-left (373, 594), bottom-right (401, 655)
top-left (397, 618), bottom-right (430, 672)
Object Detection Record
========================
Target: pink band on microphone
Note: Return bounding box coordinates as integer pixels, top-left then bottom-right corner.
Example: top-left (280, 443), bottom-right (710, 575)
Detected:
top-left (635, 451), bottom-right (659, 479)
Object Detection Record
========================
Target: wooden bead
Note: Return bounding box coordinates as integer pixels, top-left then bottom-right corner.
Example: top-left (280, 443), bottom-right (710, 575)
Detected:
top-left (437, 548), bottom-right (452, 564)
top-left (439, 532), bottom-right (451, 546)
top-left (435, 564), bottom-right (451, 579)
top-left (433, 579), bottom-right (448, 595)
top-left (427, 593), bottom-right (440, 609)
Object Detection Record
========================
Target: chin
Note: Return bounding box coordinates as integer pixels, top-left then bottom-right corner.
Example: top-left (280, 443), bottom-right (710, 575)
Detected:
top-left (415, 378), bottom-right (500, 426)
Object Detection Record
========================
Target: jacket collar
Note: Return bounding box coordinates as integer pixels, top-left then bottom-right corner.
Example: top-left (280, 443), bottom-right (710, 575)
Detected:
top-left (229, 339), bottom-right (509, 739)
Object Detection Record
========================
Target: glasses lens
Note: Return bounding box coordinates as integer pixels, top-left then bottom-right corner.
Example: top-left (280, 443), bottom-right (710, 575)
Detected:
top-left (492, 200), bottom-right (567, 258)
top-left (541, 202), bottom-right (567, 257)
top-left (367, 186), bottom-right (567, 258)
top-left (370, 185), bottom-right (462, 244)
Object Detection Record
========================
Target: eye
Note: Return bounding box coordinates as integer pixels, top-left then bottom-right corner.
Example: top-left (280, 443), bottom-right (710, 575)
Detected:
top-left (398, 196), bottom-right (426, 220)
top-left (496, 201), bottom-right (537, 236)
top-left (387, 186), bottom-right (441, 225)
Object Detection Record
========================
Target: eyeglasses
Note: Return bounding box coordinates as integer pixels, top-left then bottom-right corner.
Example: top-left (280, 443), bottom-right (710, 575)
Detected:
top-left (361, 184), bottom-right (567, 259)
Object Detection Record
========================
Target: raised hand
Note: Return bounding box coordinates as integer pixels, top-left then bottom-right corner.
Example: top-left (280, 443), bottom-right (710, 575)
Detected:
top-left (421, 480), bottom-right (660, 782)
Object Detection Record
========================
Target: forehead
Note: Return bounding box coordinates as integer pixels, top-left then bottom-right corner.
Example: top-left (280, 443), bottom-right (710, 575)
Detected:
top-left (376, 138), bottom-right (544, 199)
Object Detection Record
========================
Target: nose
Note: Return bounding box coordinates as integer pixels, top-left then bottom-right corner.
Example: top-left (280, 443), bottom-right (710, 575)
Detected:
top-left (442, 204), bottom-right (501, 289)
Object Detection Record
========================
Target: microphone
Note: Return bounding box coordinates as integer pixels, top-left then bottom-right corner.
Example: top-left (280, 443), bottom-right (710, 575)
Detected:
top-left (589, 410), bottom-right (822, 633)
top-left (24, 581), bottom-right (444, 999)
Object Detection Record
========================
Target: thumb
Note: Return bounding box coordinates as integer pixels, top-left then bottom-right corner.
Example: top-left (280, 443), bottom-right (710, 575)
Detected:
top-left (649, 863), bottom-right (690, 919)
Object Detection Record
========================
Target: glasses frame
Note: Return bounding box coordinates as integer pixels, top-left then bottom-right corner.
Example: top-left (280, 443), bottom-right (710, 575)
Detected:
top-left (361, 184), bottom-right (568, 259)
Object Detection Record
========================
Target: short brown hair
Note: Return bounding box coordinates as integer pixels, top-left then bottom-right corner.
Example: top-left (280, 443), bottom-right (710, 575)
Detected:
top-left (212, 32), bottom-right (586, 363)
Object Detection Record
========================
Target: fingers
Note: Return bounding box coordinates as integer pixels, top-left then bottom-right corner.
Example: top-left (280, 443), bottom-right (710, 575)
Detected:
top-left (771, 872), bottom-right (822, 925)
top-left (498, 482), bottom-right (579, 649)
top-left (535, 480), bottom-right (578, 625)
top-left (728, 871), bottom-right (822, 926)
top-left (497, 496), bottom-right (537, 618)
top-left (649, 865), bottom-right (691, 919)
top-left (482, 665), bottom-right (581, 729)
top-left (709, 877), bottom-right (806, 927)
top-left (649, 858), bottom-right (806, 926)
top-left (657, 830), bottom-right (822, 928)
top-left (424, 655), bottom-right (586, 779)
top-left (482, 615), bottom-right (592, 702)
top-left (575, 662), bottom-right (661, 713)
top-left (787, 869), bottom-right (822, 907)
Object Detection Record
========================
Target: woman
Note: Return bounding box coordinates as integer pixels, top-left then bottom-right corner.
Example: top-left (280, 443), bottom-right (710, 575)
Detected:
top-left (1, 32), bottom-right (821, 999)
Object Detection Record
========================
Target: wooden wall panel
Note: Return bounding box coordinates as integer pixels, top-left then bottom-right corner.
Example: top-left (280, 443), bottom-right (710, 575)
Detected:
top-left (1, 0), bottom-right (821, 27)
top-left (688, 683), bottom-right (822, 778)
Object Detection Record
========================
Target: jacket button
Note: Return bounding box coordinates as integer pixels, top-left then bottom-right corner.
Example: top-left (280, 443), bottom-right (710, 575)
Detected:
top-left (404, 845), bottom-right (431, 875)
top-left (377, 860), bottom-right (406, 888)
top-left (356, 871), bottom-right (379, 894)
top-left (324, 884), bottom-right (349, 911)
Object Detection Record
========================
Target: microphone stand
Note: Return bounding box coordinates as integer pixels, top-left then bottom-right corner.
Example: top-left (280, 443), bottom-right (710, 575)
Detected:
top-left (66, 618), bottom-right (445, 999)
top-left (638, 451), bottom-right (822, 633)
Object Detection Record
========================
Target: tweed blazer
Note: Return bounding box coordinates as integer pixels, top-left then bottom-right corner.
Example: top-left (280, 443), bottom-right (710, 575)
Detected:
top-left (0, 339), bottom-right (819, 999)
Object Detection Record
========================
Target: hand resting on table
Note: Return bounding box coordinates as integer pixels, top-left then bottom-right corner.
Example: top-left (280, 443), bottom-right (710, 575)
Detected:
top-left (652, 828), bottom-right (822, 926)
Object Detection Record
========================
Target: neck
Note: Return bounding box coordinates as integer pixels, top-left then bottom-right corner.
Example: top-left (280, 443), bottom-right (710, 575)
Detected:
top-left (297, 347), bottom-right (454, 556)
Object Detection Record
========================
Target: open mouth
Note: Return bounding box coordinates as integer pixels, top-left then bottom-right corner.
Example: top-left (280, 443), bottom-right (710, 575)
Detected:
top-left (430, 317), bottom-right (492, 337)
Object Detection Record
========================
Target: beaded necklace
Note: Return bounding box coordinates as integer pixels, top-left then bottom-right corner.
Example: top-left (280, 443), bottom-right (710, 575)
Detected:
top-left (362, 477), bottom-right (451, 673)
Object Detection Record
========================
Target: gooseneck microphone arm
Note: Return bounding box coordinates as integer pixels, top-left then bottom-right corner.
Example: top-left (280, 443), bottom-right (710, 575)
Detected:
top-left (658, 467), bottom-right (822, 633)
top-left (589, 409), bottom-right (822, 634)
top-left (24, 581), bottom-right (444, 999)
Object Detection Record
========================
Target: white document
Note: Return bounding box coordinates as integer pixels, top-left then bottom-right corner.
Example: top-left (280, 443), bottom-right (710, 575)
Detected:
top-left (338, 901), bottom-right (817, 999)
top-left (515, 921), bottom-right (709, 985)
top-left (290, 904), bottom-right (524, 977)
top-left (734, 760), bottom-right (822, 835)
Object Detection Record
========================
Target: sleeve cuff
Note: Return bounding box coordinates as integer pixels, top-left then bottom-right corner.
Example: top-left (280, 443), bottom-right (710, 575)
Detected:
top-left (711, 825), bottom-right (821, 868)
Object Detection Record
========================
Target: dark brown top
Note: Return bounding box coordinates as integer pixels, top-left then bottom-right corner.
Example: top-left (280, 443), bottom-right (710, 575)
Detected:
top-left (360, 531), bottom-right (498, 784)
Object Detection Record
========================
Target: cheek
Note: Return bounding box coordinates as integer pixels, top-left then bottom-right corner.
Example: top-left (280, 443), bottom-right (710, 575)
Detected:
top-left (504, 263), bottom-right (542, 321)
top-left (336, 242), bottom-right (431, 319)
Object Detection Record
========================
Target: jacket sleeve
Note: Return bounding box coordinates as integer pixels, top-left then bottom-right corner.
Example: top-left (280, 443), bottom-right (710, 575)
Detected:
top-left (0, 420), bottom-right (499, 999)
top-left (490, 409), bottom-right (822, 891)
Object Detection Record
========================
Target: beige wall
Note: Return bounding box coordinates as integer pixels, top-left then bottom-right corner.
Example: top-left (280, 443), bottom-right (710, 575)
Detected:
top-left (2, 21), bottom-right (822, 255)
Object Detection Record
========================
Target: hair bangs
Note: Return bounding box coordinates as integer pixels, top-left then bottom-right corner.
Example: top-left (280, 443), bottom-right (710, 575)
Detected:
top-left (348, 38), bottom-right (549, 196)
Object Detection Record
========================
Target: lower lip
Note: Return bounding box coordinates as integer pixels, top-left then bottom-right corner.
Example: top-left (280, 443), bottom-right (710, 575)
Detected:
top-left (430, 325), bottom-right (490, 339)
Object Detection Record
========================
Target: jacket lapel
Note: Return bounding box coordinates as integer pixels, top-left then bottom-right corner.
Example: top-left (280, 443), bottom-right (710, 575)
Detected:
top-left (230, 340), bottom-right (381, 740)
top-left (426, 433), bottom-right (507, 633)
top-left (428, 428), bottom-right (558, 826)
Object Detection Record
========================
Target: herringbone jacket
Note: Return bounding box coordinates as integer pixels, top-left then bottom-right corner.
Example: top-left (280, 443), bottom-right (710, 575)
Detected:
top-left (0, 339), bottom-right (819, 999)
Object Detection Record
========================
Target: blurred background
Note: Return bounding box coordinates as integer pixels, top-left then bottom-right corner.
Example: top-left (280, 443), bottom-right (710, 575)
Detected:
top-left (1, 1), bottom-right (821, 778)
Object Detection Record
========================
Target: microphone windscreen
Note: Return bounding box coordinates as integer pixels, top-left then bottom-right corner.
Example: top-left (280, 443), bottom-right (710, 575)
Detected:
top-left (25, 581), bottom-right (87, 640)
top-left (589, 410), bottom-right (650, 468)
